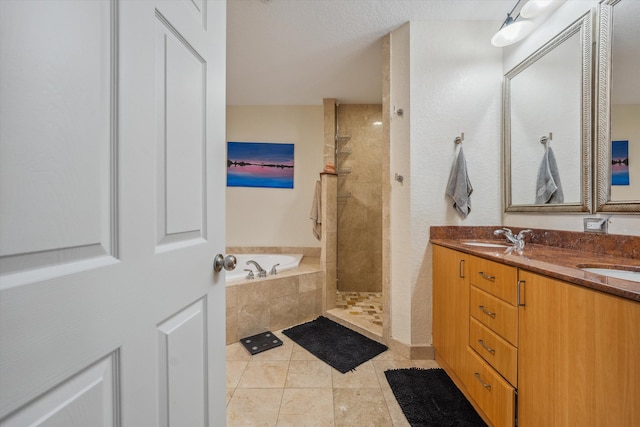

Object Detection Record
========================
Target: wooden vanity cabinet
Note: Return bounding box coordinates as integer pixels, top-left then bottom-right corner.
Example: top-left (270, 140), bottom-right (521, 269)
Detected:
top-left (433, 244), bottom-right (640, 427)
top-left (432, 245), bottom-right (469, 376)
top-left (517, 270), bottom-right (640, 427)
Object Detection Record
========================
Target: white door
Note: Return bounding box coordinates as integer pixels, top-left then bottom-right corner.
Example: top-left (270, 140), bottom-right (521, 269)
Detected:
top-left (0, 0), bottom-right (227, 425)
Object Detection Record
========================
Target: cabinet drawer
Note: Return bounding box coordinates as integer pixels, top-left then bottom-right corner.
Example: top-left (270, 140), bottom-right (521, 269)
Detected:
top-left (469, 256), bottom-right (518, 305)
top-left (470, 286), bottom-right (518, 346)
top-left (465, 348), bottom-right (516, 427)
top-left (469, 317), bottom-right (517, 386)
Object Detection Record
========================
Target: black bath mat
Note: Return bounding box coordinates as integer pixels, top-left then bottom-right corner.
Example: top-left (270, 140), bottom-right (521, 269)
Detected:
top-left (384, 368), bottom-right (487, 427)
top-left (282, 316), bottom-right (387, 373)
top-left (240, 331), bottom-right (283, 355)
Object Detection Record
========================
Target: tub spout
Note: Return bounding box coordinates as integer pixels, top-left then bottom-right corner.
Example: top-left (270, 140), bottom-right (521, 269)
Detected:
top-left (246, 260), bottom-right (267, 278)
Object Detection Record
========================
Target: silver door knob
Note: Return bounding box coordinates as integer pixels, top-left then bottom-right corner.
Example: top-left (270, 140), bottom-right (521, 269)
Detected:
top-left (213, 254), bottom-right (237, 272)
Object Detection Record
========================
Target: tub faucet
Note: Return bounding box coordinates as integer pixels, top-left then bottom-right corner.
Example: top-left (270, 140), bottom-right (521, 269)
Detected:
top-left (270, 263), bottom-right (280, 275)
top-left (494, 227), bottom-right (532, 250)
top-left (246, 260), bottom-right (267, 278)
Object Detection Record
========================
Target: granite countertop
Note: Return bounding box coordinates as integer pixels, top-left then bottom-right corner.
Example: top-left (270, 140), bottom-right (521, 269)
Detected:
top-left (430, 226), bottom-right (640, 303)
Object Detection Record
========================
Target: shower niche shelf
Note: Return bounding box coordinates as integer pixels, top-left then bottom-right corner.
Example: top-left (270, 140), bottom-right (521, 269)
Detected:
top-left (337, 147), bottom-right (352, 157)
top-left (337, 167), bottom-right (352, 176)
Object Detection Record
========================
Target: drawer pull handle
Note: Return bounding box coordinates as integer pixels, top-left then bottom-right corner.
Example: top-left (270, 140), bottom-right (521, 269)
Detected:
top-left (478, 305), bottom-right (496, 318)
top-left (478, 272), bottom-right (496, 282)
top-left (474, 373), bottom-right (492, 391)
top-left (478, 339), bottom-right (496, 354)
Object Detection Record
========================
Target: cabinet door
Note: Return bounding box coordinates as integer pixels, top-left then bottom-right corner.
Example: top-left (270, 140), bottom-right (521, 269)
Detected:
top-left (432, 245), bottom-right (468, 374)
top-left (518, 270), bottom-right (640, 426)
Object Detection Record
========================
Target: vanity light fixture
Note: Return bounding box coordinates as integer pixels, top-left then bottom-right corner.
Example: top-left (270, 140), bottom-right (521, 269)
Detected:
top-left (491, 0), bottom-right (535, 47)
top-left (520, 0), bottom-right (556, 18)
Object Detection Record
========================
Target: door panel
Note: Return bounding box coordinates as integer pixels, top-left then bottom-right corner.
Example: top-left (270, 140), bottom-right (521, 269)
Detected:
top-left (158, 299), bottom-right (207, 427)
top-left (0, 0), bottom-right (227, 425)
top-left (0, 0), bottom-right (116, 280)
top-left (1, 354), bottom-right (118, 427)
top-left (156, 13), bottom-right (206, 243)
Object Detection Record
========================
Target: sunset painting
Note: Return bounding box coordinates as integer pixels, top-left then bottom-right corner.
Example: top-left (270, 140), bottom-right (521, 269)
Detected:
top-left (227, 142), bottom-right (295, 188)
top-left (611, 140), bottom-right (629, 186)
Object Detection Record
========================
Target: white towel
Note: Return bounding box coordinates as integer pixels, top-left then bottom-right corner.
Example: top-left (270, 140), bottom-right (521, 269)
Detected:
top-left (535, 147), bottom-right (564, 204)
top-left (446, 147), bottom-right (473, 218)
top-left (309, 180), bottom-right (322, 240)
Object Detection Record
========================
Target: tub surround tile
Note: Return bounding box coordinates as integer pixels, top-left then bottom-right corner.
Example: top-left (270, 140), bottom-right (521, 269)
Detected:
top-left (299, 271), bottom-right (322, 292)
top-left (269, 276), bottom-right (299, 299)
top-left (237, 304), bottom-right (270, 339)
top-left (270, 294), bottom-right (299, 331)
top-left (228, 264), bottom-right (323, 345)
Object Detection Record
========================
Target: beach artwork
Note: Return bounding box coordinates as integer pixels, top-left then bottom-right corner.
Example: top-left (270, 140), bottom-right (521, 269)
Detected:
top-left (611, 140), bottom-right (630, 186)
top-left (227, 142), bottom-right (294, 188)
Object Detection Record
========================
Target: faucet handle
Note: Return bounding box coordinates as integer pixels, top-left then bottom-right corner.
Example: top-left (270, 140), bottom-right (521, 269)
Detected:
top-left (244, 269), bottom-right (254, 279)
top-left (517, 229), bottom-right (532, 239)
top-left (270, 263), bottom-right (280, 275)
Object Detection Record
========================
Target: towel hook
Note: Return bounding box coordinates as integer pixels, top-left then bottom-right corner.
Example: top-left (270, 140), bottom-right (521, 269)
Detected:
top-left (540, 132), bottom-right (552, 146)
top-left (454, 133), bottom-right (464, 145)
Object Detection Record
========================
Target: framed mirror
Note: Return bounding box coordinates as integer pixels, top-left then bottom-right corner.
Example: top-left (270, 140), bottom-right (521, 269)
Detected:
top-left (503, 12), bottom-right (593, 212)
top-left (595, 0), bottom-right (640, 213)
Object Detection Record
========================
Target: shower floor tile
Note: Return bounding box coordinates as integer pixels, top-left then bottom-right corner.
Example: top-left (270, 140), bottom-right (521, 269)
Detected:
top-left (335, 291), bottom-right (383, 327)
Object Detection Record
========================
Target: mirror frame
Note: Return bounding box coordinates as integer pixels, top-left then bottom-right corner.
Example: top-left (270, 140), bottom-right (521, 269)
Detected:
top-left (595, 0), bottom-right (640, 213)
top-left (503, 12), bottom-right (593, 212)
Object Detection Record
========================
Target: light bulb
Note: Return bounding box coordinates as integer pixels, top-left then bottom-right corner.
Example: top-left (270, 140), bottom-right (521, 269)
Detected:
top-left (491, 20), bottom-right (535, 47)
top-left (520, 0), bottom-right (555, 18)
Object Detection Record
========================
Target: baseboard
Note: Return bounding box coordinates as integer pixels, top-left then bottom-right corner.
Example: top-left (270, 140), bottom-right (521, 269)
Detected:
top-left (387, 337), bottom-right (435, 360)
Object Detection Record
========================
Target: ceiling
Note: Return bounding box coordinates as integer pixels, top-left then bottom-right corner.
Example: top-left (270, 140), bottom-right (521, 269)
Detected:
top-left (226, 0), bottom-right (516, 106)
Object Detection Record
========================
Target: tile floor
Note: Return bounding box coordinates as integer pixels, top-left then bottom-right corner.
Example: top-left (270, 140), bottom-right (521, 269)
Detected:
top-left (226, 325), bottom-right (440, 426)
top-left (335, 291), bottom-right (383, 327)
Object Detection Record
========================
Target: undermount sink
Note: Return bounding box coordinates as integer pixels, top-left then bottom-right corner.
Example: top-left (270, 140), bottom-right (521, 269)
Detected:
top-left (581, 267), bottom-right (640, 283)
top-left (462, 241), bottom-right (510, 248)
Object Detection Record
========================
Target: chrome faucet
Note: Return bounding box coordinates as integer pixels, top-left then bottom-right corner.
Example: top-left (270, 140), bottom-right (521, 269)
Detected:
top-left (246, 260), bottom-right (267, 278)
top-left (270, 263), bottom-right (280, 275)
top-left (494, 227), bottom-right (532, 250)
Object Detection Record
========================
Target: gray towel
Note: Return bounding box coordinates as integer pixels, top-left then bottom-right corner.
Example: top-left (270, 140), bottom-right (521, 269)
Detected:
top-left (446, 147), bottom-right (473, 218)
top-left (309, 180), bottom-right (322, 240)
top-left (535, 147), bottom-right (564, 204)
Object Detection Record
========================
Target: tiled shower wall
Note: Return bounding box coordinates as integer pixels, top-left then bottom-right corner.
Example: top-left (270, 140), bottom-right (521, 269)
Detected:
top-left (337, 104), bottom-right (383, 292)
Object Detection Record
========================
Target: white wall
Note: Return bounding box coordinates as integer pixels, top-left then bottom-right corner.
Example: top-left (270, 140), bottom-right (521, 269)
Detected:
top-left (503, 0), bottom-right (640, 235)
top-left (226, 106), bottom-right (324, 247)
top-left (390, 21), bottom-right (503, 345)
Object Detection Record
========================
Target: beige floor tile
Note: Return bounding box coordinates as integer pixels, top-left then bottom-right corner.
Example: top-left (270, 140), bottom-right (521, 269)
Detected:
top-left (333, 387), bottom-right (392, 426)
top-left (226, 388), bottom-right (283, 427)
top-left (331, 361), bottom-right (381, 388)
top-left (277, 388), bottom-right (335, 426)
top-left (250, 340), bottom-right (294, 361)
top-left (290, 343), bottom-right (318, 361)
top-left (226, 342), bottom-right (252, 361)
top-left (380, 386), bottom-right (410, 427)
top-left (285, 360), bottom-right (333, 388)
top-left (227, 360), bottom-right (248, 389)
top-left (237, 360), bottom-right (290, 389)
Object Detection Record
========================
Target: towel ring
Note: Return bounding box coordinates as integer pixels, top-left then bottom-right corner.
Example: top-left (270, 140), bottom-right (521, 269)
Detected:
top-left (454, 133), bottom-right (464, 144)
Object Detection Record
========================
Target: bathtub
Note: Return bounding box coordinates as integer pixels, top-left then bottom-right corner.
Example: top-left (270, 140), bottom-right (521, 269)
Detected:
top-left (226, 253), bottom-right (304, 283)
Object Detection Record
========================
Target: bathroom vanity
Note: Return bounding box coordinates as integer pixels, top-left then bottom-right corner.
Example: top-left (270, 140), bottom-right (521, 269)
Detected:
top-left (431, 227), bottom-right (640, 427)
